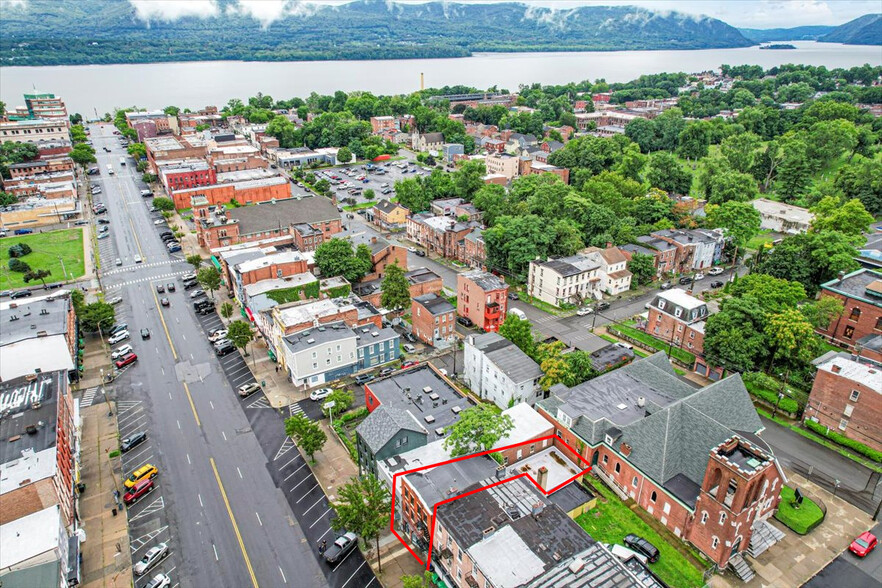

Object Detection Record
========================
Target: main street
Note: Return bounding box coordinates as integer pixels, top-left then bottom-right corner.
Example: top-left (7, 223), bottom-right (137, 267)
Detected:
top-left (87, 124), bottom-right (327, 588)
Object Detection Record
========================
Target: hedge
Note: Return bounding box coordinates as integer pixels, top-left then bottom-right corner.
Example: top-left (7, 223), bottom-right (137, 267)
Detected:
top-left (265, 281), bottom-right (321, 304)
top-left (742, 372), bottom-right (800, 414)
top-left (805, 419), bottom-right (882, 463)
top-left (324, 284), bottom-right (352, 299)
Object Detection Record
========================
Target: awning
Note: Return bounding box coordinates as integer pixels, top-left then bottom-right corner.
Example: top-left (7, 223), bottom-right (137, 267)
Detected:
top-left (210, 255), bottom-right (222, 271)
top-left (268, 349), bottom-right (276, 362)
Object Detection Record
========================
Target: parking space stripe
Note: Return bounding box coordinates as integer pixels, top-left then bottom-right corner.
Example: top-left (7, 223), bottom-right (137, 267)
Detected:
top-left (295, 483), bottom-right (319, 502)
top-left (283, 463), bottom-right (308, 481)
top-left (309, 508), bottom-right (331, 529)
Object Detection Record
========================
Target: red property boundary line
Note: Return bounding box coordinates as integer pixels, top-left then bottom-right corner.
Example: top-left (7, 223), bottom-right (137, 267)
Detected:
top-left (389, 434), bottom-right (593, 570)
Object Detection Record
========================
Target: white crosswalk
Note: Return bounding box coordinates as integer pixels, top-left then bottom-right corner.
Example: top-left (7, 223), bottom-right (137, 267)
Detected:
top-left (104, 259), bottom-right (186, 276)
top-left (79, 386), bottom-right (100, 407)
top-left (289, 403), bottom-right (305, 417)
top-left (106, 269), bottom-right (191, 289)
top-left (248, 396), bottom-right (272, 409)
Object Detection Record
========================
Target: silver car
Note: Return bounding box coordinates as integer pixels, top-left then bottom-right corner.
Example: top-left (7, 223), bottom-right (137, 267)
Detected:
top-left (133, 543), bottom-right (168, 576)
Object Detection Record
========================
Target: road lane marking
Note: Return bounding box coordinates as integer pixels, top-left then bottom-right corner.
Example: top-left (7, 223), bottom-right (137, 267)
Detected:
top-left (186, 454), bottom-right (191, 465)
top-left (237, 467), bottom-right (243, 479)
top-left (181, 382), bottom-right (201, 427)
top-left (209, 400), bottom-right (215, 410)
top-left (222, 431), bottom-right (227, 441)
top-left (256, 512), bottom-right (262, 526)
top-left (296, 483), bottom-right (318, 502)
top-left (198, 493), bottom-right (204, 508)
top-left (151, 289), bottom-right (178, 360)
top-left (127, 215), bottom-right (144, 262)
top-left (213, 544), bottom-right (219, 561)
top-left (210, 458), bottom-right (259, 588)
top-left (279, 568), bottom-right (287, 584)
top-left (177, 420), bottom-right (181, 430)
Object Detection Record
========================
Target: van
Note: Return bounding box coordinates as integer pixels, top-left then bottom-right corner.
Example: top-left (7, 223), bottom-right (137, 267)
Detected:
top-left (614, 342), bottom-right (633, 350)
top-left (509, 308), bottom-right (527, 320)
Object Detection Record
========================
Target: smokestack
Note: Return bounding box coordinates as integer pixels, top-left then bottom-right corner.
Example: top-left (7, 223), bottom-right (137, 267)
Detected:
top-left (537, 466), bottom-right (548, 490)
top-left (420, 72), bottom-right (425, 91)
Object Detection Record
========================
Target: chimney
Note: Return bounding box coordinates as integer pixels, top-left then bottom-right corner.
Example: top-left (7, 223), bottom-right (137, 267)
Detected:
top-left (838, 271), bottom-right (845, 282)
top-left (637, 396), bottom-right (645, 408)
top-left (537, 466), bottom-right (548, 490)
top-left (620, 442), bottom-right (632, 457)
top-left (831, 364), bottom-right (842, 374)
top-left (371, 236), bottom-right (377, 244)
top-left (531, 502), bottom-right (545, 518)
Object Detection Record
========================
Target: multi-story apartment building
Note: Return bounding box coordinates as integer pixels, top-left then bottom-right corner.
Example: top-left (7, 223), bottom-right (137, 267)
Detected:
top-left (158, 160), bottom-right (217, 193)
top-left (583, 246), bottom-right (632, 295)
top-left (0, 292), bottom-right (78, 382)
top-left (651, 229), bottom-right (725, 273)
top-left (412, 293), bottom-right (456, 346)
top-left (458, 227), bottom-right (486, 269)
top-left (144, 135), bottom-right (208, 173)
top-left (484, 152), bottom-right (519, 181)
top-left (644, 288), bottom-right (722, 378)
top-left (11, 92), bottom-right (69, 124)
top-left (371, 199), bottom-right (409, 230)
top-left (0, 119), bottom-right (69, 145)
top-left (348, 234), bottom-right (408, 282)
top-left (633, 236), bottom-right (678, 275)
top-left (804, 352), bottom-right (882, 452)
top-left (407, 214), bottom-right (476, 259)
top-left (535, 353), bottom-right (783, 570)
top-left (464, 332), bottom-right (543, 409)
top-left (457, 270), bottom-right (508, 332)
top-left (817, 269), bottom-right (882, 356)
top-left (528, 255), bottom-right (601, 307)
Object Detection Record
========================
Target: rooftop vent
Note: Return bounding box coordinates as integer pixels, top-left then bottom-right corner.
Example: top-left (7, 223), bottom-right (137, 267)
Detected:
top-left (637, 396), bottom-right (645, 408)
top-left (9, 315), bottom-right (18, 321)
top-left (317, 326), bottom-right (325, 332)
top-left (39, 309), bottom-right (49, 315)
top-left (424, 415), bottom-right (436, 424)
top-left (429, 393), bottom-right (439, 401)
top-left (568, 558), bottom-right (585, 574)
top-left (372, 331), bottom-right (379, 337)
top-left (306, 338), bottom-right (316, 344)
top-left (482, 526), bottom-right (495, 538)
top-left (422, 386), bottom-right (433, 394)
top-left (435, 427), bottom-right (445, 436)
top-left (451, 406), bottom-right (461, 414)
top-left (616, 403), bottom-right (628, 410)
top-left (386, 457), bottom-right (397, 467)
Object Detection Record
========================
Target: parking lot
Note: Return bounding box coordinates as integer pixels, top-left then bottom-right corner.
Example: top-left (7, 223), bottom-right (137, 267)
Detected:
top-left (193, 307), bottom-right (379, 588)
top-left (308, 160), bottom-right (431, 209)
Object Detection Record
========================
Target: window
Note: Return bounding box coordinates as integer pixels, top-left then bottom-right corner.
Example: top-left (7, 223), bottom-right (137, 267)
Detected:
top-left (677, 324), bottom-right (683, 332)
top-left (844, 404), bottom-right (854, 417)
top-left (658, 300), bottom-right (666, 311)
top-left (674, 307), bottom-right (682, 318)
top-left (844, 325), bottom-right (855, 339)
top-left (663, 502), bottom-right (671, 515)
top-left (876, 317), bottom-right (882, 331)
top-left (719, 512), bottom-right (727, 525)
top-left (849, 307), bottom-right (861, 321)
top-left (632, 476), bottom-right (638, 487)
top-left (312, 363), bottom-right (317, 369)
top-left (336, 344), bottom-right (341, 351)
top-left (650, 491), bottom-right (657, 503)
top-left (326, 359), bottom-right (331, 366)
top-left (614, 462), bottom-right (621, 474)
top-left (701, 512), bottom-right (708, 524)
top-left (851, 389), bottom-right (860, 402)
top-left (839, 418), bottom-right (848, 430)
top-left (312, 351), bottom-right (317, 359)
top-left (712, 537), bottom-right (719, 549)
top-left (602, 454), bottom-right (608, 465)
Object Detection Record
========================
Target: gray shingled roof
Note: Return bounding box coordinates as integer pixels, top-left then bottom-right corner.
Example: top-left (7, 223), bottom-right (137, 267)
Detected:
top-left (228, 196), bottom-right (339, 234)
top-left (356, 405), bottom-right (426, 453)
top-left (413, 293), bottom-right (454, 315)
top-left (484, 340), bottom-right (542, 384)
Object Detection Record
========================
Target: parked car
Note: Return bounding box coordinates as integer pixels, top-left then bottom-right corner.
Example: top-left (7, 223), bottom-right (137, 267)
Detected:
top-left (693, 273), bottom-right (705, 281)
top-left (623, 534), bottom-right (660, 563)
top-left (190, 289), bottom-right (205, 299)
top-left (166, 283), bottom-right (175, 292)
top-left (183, 280), bottom-right (199, 290)
top-left (508, 292), bottom-right (519, 300)
top-left (124, 464), bottom-right (158, 489)
top-left (134, 256), bottom-right (142, 263)
top-left (401, 360), bottom-right (419, 369)
top-left (378, 367), bottom-right (395, 377)
top-left (133, 543), bottom-right (168, 576)
top-left (10, 290), bottom-right (33, 299)
top-left (708, 267), bottom-right (724, 276)
top-left (354, 373), bottom-right (374, 385)
top-left (109, 323), bottom-right (128, 335)
top-left (403, 332), bottom-right (416, 343)
top-left (310, 388), bottom-right (333, 401)
top-left (237, 383), bottom-right (261, 398)
top-left (709, 280), bottom-right (724, 289)
top-left (456, 316), bottom-right (473, 327)
top-left (209, 329), bottom-right (228, 342)
top-left (324, 532), bottom-right (358, 565)
top-left (115, 352), bottom-right (138, 369)
top-left (215, 342), bottom-right (235, 356)
top-left (111, 344), bottom-right (134, 360)
top-left (167, 244), bottom-right (182, 253)
top-left (576, 307), bottom-right (593, 316)
top-left (97, 233), bottom-right (110, 240)
top-left (678, 276), bottom-right (693, 285)
top-left (596, 301), bottom-right (611, 311)
top-left (849, 531), bottom-right (878, 557)
top-left (98, 218), bottom-right (111, 225)
top-left (415, 250), bottom-right (426, 257)
top-left (659, 281), bottom-right (672, 290)
top-left (120, 431), bottom-right (147, 453)
top-left (123, 478), bottom-right (154, 505)
top-left (213, 338), bottom-right (231, 349)
top-left (144, 573), bottom-right (171, 588)
top-left (108, 330), bottom-right (130, 345)
top-left (115, 258), bottom-right (123, 266)
top-left (402, 343), bottom-right (417, 354)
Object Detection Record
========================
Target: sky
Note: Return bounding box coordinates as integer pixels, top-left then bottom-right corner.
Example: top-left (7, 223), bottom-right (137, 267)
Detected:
top-left (3, 0), bottom-right (878, 28)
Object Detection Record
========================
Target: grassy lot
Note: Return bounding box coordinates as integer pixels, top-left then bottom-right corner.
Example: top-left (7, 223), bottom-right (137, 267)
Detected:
top-left (577, 478), bottom-right (707, 588)
top-left (746, 230), bottom-right (777, 252)
top-left (775, 486), bottom-right (824, 534)
top-left (613, 322), bottom-right (696, 365)
top-left (1, 229), bottom-right (85, 289)
top-left (343, 201), bottom-right (377, 212)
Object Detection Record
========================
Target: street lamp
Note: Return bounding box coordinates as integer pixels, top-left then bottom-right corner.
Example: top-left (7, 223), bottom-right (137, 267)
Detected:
top-left (772, 392), bottom-right (785, 419)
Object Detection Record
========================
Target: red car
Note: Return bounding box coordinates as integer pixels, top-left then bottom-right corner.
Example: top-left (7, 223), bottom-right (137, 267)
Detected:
top-left (124, 478), bottom-right (154, 505)
top-left (849, 531), bottom-right (878, 557)
top-left (115, 352), bottom-right (138, 369)
top-left (401, 360), bottom-right (419, 369)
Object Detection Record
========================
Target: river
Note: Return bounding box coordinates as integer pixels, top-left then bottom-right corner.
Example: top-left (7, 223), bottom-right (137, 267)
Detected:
top-left (1, 41), bottom-right (879, 115)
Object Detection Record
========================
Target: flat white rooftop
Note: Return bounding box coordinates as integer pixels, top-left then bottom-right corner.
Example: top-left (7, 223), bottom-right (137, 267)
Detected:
top-left (0, 505), bottom-right (61, 568)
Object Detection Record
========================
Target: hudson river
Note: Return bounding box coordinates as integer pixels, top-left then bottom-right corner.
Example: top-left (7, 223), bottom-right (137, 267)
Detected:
top-left (1, 42), bottom-right (880, 115)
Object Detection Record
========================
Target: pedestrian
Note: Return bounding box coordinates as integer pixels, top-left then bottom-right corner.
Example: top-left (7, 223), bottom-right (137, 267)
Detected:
top-left (319, 540), bottom-right (327, 554)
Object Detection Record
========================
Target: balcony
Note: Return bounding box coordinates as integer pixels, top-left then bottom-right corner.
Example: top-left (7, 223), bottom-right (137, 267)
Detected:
top-left (484, 302), bottom-right (501, 320)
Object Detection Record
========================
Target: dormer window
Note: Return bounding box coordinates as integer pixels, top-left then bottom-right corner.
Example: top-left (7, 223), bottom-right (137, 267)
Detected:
top-left (658, 300), bottom-right (666, 311)
top-left (674, 308), bottom-right (682, 318)
top-left (605, 434), bottom-right (614, 445)
top-left (557, 409), bottom-right (572, 428)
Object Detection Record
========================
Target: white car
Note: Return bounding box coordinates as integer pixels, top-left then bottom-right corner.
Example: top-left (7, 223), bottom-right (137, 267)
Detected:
top-left (208, 329), bottom-right (228, 342)
top-left (153, 219), bottom-right (165, 225)
top-left (144, 574), bottom-right (171, 588)
top-left (133, 543), bottom-right (168, 576)
top-left (693, 273), bottom-right (705, 281)
top-left (402, 343), bottom-right (417, 354)
top-left (310, 388), bottom-right (333, 401)
top-left (108, 296), bottom-right (123, 305)
top-left (134, 256), bottom-right (142, 264)
top-left (708, 267), bottom-right (724, 276)
top-left (108, 330), bottom-right (130, 345)
top-left (576, 307), bottom-right (593, 316)
top-left (111, 344), bottom-right (134, 359)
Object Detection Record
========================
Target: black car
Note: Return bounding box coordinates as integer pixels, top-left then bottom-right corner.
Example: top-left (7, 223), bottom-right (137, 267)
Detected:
top-left (166, 283), bottom-right (176, 292)
top-left (709, 280), bottom-right (724, 289)
top-left (193, 299), bottom-right (212, 311)
top-left (140, 328), bottom-right (150, 340)
top-left (596, 301), bottom-right (611, 311)
top-left (623, 534), bottom-right (660, 563)
top-left (324, 532), bottom-right (358, 565)
top-left (120, 432), bottom-right (147, 453)
top-left (403, 332), bottom-right (416, 343)
top-left (216, 342), bottom-right (235, 356)
top-left (414, 250), bottom-right (426, 257)
top-left (109, 323), bottom-right (128, 335)
top-left (10, 289), bottom-right (33, 299)
top-left (678, 276), bottom-right (693, 285)
top-left (183, 280), bottom-right (199, 290)
top-left (98, 218), bottom-right (111, 225)
top-left (197, 305), bottom-right (214, 316)
top-left (508, 292), bottom-right (519, 300)
top-left (456, 316), bottom-right (473, 327)
top-left (156, 284), bottom-right (165, 293)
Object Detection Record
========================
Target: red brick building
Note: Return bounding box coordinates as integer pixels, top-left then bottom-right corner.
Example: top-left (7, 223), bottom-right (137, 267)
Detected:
top-left (535, 353), bottom-right (782, 570)
top-left (348, 234), bottom-right (409, 282)
top-left (457, 270), bottom-right (508, 332)
top-left (817, 269), bottom-right (882, 355)
top-left (407, 213), bottom-right (476, 260)
top-left (159, 161), bottom-right (217, 192)
top-left (804, 353), bottom-right (882, 452)
top-left (170, 176), bottom-right (291, 210)
top-left (411, 293), bottom-right (456, 346)
top-left (145, 135), bottom-right (207, 173)
top-left (354, 267), bottom-right (443, 308)
top-left (7, 156), bottom-right (74, 179)
top-left (646, 288), bottom-right (708, 356)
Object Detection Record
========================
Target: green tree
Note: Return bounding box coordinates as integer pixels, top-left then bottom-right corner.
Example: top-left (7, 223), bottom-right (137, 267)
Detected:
top-left (809, 196), bottom-right (874, 238)
top-left (186, 254), bottom-right (203, 270)
top-left (0, 191), bottom-right (16, 206)
top-left (69, 124), bottom-right (88, 144)
top-left (266, 115), bottom-right (297, 148)
top-left (141, 173), bottom-right (158, 184)
top-left (69, 143), bottom-right (97, 167)
top-left (363, 188), bottom-right (375, 200)
top-left (330, 474), bottom-right (391, 572)
top-left (756, 231), bottom-right (859, 296)
top-left (220, 302), bottom-right (234, 320)
top-left (697, 159), bottom-right (759, 205)
top-left (764, 309), bottom-right (820, 370)
top-left (806, 119), bottom-right (858, 169)
top-left (499, 314), bottom-right (535, 357)
top-left (394, 178), bottom-right (432, 212)
top-left (833, 157), bottom-right (882, 216)
top-left (152, 197), bottom-right (175, 211)
top-left (535, 342), bottom-right (571, 390)
top-left (703, 297), bottom-right (768, 374)
top-left (800, 296), bottom-right (845, 330)
top-left (314, 238), bottom-right (371, 283)
top-left (380, 261), bottom-right (410, 313)
top-left (730, 274), bottom-right (806, 313)
top-left (443, 404), bottom-right (514, 457)
top-left (775, 134), bottom-right (812, 200)
top-left (628, 252), bottom-right (656, 286)
top-left (284, 414), bottom-right (327, 463)
top-left (337, 147), bottom-right (353, 163)
top-left (163, 105), bottom-right (180, 116)
top-left (721, 131), bottom-right (762, 174)
top-left (677, 121), bottom-right (711, 160)
top-left (646, 152), bottom-right (692, 195)
top-left (314, 179), bottom-right (331, 195)
top-left (127, 142), bottom-right (146, 160)
top-left (402, 572), bottom-right (435, 588)
top-left (705, 200), bottom-right (761, 265)
top-left (226, 320), bottom-right (254, 357)
top-left (79, 302), bottom-right (116, 333)
top-left (8, 258), bottom-right (30, 273)
top-left (23, 268), bottom-right (51, 286)
top-left (563, 350), bottom-right (598, 386)
top-left (322, 388), bottom-right (354, 416)
top-left (197, 266), bottom-right (222, 299)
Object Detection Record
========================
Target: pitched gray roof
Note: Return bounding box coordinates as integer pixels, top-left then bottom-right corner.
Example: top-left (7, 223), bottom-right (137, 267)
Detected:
top-left (414, 293), bottom-right (454, 315)
top-left (479, 336), bottom-right (543, 384)
top-left (229, 196), bottom-right (340, 235)
top-left (356, 405), bottom-right (426, 453)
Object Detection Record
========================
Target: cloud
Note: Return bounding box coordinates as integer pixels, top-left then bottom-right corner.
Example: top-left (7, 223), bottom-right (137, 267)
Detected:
top-left (226, 0), bottom-right (327, 27)
top-left (0, 0), bottom-right (28, 8)
top-left (129, 0), bottom-right (219, 22)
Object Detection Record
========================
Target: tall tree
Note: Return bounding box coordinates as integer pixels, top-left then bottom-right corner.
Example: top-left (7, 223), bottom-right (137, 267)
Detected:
top-left (285, 414), bottom-right (327, 463)
top-left (23, 268), bottom-right (51, 287)
top-left (443, 405), bottom-right (514, 457)
top-left (800, 296), bottom-right (845, 330)
top-left (729, 274), bottom-right (806, 313)
top-left (499, 314), bottom-right (535, 358)
top-left (764, 309), bottom-right (820, 370)
top-left (702, 298), bottom-right (768, 374)
top-left (153, 197), bottom-right (175, 211)
top-left (197, 266), bottom-right (222, 300)
top-left (380, 261), bottom-right (411, 313)
top-left (226, 320), bottom-right (254, 357)
top-left (809, 196), bottom-right (874, 238)
top-left (79, 302), bottom-right (116, 333)
top-left (330, 475), bottom-right (391, 572)
top-left (627, 252), bottom-right (656, 286)
top-left (646, 152), bottom-right (692, 195)
top-left (705, 200), bottom-right (761, 265)
top-left (186, 254), bottom-right (203, 270)
top-left (220, 302), bottom-right (234, 320)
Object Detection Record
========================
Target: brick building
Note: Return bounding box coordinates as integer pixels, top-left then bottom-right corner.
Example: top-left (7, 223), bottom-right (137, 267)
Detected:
top-left (458, 227), bottom-right (486, 269)
top-left (6, 157), bottom-right (73, 179)
top-left (407, 214), bottom-right (476, 259)
top-left (535, 353), bottom-right (783, 570)
top-left (159, 160), bottom-right (217, 193)
top-left (484, 152), bottom-right (519, 181)
top-left (804, 352), bottom-right (882, 452)
top-left (412, 293), bottom-right (456, 346)
top-left (457, 270), bottom-right (508, 332)
top-left (0, 119), bottom-right (69, 145)
top-left (353, 267), bottom-right (443, 308)
top-left (348, 234), bottom-right (409, 282)
top-left (144, 135), bottom-right (207, 173)
top-left (817, 269), bottom-right (882, 353)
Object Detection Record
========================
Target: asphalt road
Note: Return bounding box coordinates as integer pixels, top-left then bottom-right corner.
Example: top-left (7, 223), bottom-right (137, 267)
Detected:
top-left (803, 523), bottom-right (882, 587)
top-left (87, 124), bottom-right (328, 588)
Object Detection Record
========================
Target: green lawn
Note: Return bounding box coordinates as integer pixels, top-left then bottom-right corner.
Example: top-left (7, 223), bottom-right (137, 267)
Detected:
top-left (746, 231), bottom-right (777, 252)
top-left (343, 201), bottom-right (377, 212)
top-left (774, 486), bottom-right (824, 534)
top-left (613, 323), bottom-right (696, 365)
top-left (1, 229), bottom-right (85, 289)
top-left (577, 479), bottom-right (707, 588)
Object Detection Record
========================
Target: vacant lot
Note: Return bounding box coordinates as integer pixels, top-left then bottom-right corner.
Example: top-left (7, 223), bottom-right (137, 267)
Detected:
top-left (0, 229), bottom-right (85, 289)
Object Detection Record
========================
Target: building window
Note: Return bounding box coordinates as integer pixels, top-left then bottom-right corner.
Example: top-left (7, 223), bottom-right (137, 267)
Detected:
top-left (650, 491), bottom-right (657, 503)
top-left (850, 390), bottom-right (860, 402)
top-left (839, 418), bottom-right (848, 430)
top-left (844, 325), bottom-right (855, 339)
top-left (632, 476), bottom-right (638, 487)
top-left (719, 512), bottom-right (726, 525)
top-left (658, 300), bottom-right (666, 311)
top-left (701, 512), bottom-right (708, 524)
top-left (876, 316), bottom-right (882, 331)
top-left (674, 308), bottom-right (682, 318)
top-left (712, 537), bottom-right (719, 550)
top-left (614, 462), bottom-right (621, 474)
top-left (602, 454), bottom-right (608, 465)
top-left (849, 307), bottom-right (861, 321)
top-left (663, 502), bottom-right (670, 515)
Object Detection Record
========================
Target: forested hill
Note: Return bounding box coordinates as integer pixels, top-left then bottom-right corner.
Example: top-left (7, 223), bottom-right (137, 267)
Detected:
top-left (0, 0), bottom-right (754, 66)
top-left (738, 26), bottom-right (835, 43)
top-left (820, 14), bottom-right (882, 45)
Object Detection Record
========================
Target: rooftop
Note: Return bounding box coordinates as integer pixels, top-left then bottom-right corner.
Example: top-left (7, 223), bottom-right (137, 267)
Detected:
top-left (229, 196), bottom-right (339, 235)
top-left (751, 198), bottom-right (814, 223)
top-left (367, 364), bottom-right (472, 442)
top-left (243, 272), bottom-right (317, 298)
top-left (413, 293), bottom-right (455, 315)
top-left (235, 250), bottom-right (305, 274)
top-left (821, 269), bottom-right (882, 309)
top-left (215, 168), bottom-right (278, 184)
top-left (0, 291), bottom-right (72, 346)
top-left (274, 294), bottom-right (379, 328)
top-left (0, 506), bottom-right (62, 569)
top-left (527, 544), bottom-right (651, 588)
top-left (283, 321), bottom-right (355, 355)
top-left (653, 287), bottom-right (707, 312)
top-left (356, 405), bottom-right (426, 453)
top-left (469, 332), bottom-right (542, 384)
top-left (461, 270), bottom-right (507, 292)
top-left (533, 254), bottom-right (599, 277)
top-left (589, 343), bottom-right (635, 373)
top-left (0, 371), bottom-right (64, 467)
top-left (817, 354), bottom-right (882, 391)
top-left (0, 446), bottom-right (56, 496)
top-left (0, 336), bottom-right (74, 382)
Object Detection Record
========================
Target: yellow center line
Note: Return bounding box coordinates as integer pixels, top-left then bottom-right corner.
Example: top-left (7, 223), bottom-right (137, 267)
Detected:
top-left (151, 289), bottom-right (178, 360)
top-left (210, 457), bottom-right (260, 588)
top-left (181, 381), bottom-right (201, 428)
